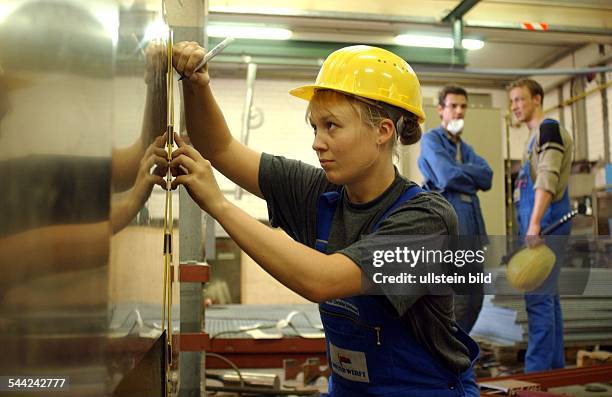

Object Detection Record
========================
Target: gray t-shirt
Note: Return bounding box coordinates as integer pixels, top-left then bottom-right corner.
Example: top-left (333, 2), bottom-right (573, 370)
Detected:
top-left (258, 153), bottom-right (472, 373)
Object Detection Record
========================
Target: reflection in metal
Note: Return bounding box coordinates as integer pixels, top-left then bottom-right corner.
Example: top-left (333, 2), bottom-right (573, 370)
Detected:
top-left (110, 4), bottom-right (177, 396)
top-left (0, 2), bottom-right (114, 395)
top-left (0, 1), bottom-right (177, 395)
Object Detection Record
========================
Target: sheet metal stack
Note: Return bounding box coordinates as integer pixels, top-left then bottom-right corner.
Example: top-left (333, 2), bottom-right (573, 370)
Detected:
top-left (472, 293), bottom-right (612, 348)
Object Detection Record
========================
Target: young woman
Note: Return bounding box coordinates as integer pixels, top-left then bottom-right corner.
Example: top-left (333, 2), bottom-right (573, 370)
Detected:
top-left (171, 44), bottom-right (479, 397)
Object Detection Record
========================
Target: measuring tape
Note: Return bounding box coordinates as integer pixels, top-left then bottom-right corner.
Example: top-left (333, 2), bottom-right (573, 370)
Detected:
top-left (161, 27), bottom-right (175, 397)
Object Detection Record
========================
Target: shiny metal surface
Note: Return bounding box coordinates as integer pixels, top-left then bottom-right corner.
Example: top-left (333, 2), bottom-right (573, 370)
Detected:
top-left (0, 1), bottom-right (175, 395)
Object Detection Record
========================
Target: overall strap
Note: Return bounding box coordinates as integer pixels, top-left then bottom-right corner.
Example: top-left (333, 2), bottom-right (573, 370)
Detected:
top-left (315, 184), bottom-right (425, 253)
top-left (315, 190), bottom-right (342, 253)
top-left (528, 119), bottom-right (558, 155)
top-left (372, 184), bottom-right (424, 232)
top-left (527, 135), bottom-right (536, 155)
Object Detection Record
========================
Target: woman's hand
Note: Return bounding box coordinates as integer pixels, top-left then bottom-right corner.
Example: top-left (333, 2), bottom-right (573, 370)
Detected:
top-left (131, 132), bottom-right (168, 204)
top-left (111, 133), bottom-right (167, 234)
top-left (172, 41), bottom-right (210, 86)
top-left (170, 133), bottom-right (227, 216)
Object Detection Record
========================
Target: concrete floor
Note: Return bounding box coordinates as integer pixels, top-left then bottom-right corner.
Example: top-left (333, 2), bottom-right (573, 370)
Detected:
top-left (550, 383), bottom-right (612, 397)
top-left (202, 368), bottom-right (612, 396)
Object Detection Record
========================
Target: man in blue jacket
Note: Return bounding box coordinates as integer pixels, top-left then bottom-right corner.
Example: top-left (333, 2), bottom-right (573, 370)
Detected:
top-left (418, 85), bottom-right (493, 333)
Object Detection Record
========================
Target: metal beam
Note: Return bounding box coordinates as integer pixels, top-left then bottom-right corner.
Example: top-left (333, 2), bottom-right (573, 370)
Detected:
top-left (464, 19), bottom-right (612, 36)
top-left (413, 65), bottom-right (612, 76)
top-left (442, 0), bottom-right (481, 23)
top-left (206, 37), bottom-right (466, 67)
top-left (209, 8), bottom-right (612, 37)
top-left (600, 45), bottom-right (610, 163)
top-left (572, 77), bottom-right (589, 161)
top-left (451, 18), bottom-right (465, 65)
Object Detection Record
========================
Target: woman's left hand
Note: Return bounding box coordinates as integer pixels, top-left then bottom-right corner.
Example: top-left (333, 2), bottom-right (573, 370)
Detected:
top-left (131, 132), bottom-right (168, 205)
top-left (170, 132), bottom-right (227, 216)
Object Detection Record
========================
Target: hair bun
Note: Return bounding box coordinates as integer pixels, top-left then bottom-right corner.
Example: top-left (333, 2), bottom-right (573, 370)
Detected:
top-left (399, 117), bottom-right (422, 145)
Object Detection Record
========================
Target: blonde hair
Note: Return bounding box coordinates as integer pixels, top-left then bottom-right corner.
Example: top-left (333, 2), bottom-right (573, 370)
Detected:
top-left (508, 78), bottom-right (545, 104)
top-left (306, 90), bottom-right (421, 148)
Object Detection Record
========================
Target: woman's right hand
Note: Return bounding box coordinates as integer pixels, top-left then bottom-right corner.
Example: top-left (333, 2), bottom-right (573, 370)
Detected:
top-left (169, 132), bottom-right (227, 217)
top-left (172, 41), bottom-right (210, 86)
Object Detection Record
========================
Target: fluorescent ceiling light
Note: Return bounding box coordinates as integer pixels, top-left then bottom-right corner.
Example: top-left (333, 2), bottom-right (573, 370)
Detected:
top-left (461, 38), bottom-right (485, 50)
top-left (394, 34), bottom-right (484, 50)
top-left (207, 25), bottom-right (292, 40)
top-left (395, 34), bottom-right (453, 48)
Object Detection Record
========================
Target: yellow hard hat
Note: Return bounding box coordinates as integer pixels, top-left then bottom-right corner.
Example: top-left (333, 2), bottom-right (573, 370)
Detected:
top-left (289, 45), bottom-right (425, 123)
top-left (506, 244), bottom-right (556, 292)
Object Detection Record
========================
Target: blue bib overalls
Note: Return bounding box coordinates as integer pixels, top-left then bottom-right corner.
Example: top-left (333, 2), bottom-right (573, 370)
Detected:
top-left (316, 185), bottom-right (480, 397)
top-left (515, 119), bottom-right (570, 372)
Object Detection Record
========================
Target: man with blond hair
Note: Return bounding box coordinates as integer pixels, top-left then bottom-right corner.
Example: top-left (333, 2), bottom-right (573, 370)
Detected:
top-left (508, 78), bottom-right (573, 373)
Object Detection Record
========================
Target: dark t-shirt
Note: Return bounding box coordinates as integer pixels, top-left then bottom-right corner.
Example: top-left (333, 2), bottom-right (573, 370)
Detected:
top-left (258, 153), bottom-right (472, 373)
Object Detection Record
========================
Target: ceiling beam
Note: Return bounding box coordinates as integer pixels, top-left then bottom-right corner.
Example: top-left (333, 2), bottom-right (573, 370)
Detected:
top-left (442, 0), bottom-right (482, 23)
top-left (209, 8), bottom-right (612, 37)
top-left (205, 37), bottom-right (467, 67)
top-left (209, 64), bottom-right (516, 89)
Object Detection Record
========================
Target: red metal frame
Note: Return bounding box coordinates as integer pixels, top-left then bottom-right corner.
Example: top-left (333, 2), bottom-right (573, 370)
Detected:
top-left (175, 332), bottom-right (210, 352)
top-left (179, 263), bottom-right (210, 283)
top-left (206, 338), bottom-right (327, 369)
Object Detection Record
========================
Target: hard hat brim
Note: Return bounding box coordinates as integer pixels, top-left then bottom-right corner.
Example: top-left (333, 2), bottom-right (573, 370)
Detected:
top-left (288, 84), bottom-right (318, 102)
top-left (289, 84), bottom-right (425, 124)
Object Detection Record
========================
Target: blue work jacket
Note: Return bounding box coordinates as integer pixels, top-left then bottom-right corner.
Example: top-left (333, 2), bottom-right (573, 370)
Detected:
top-left (418, 126), bottom-right (493, 238)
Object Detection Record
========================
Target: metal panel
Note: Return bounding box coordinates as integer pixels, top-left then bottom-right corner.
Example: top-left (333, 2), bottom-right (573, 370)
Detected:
top-left (0, 1), bottom-right (174, 395)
